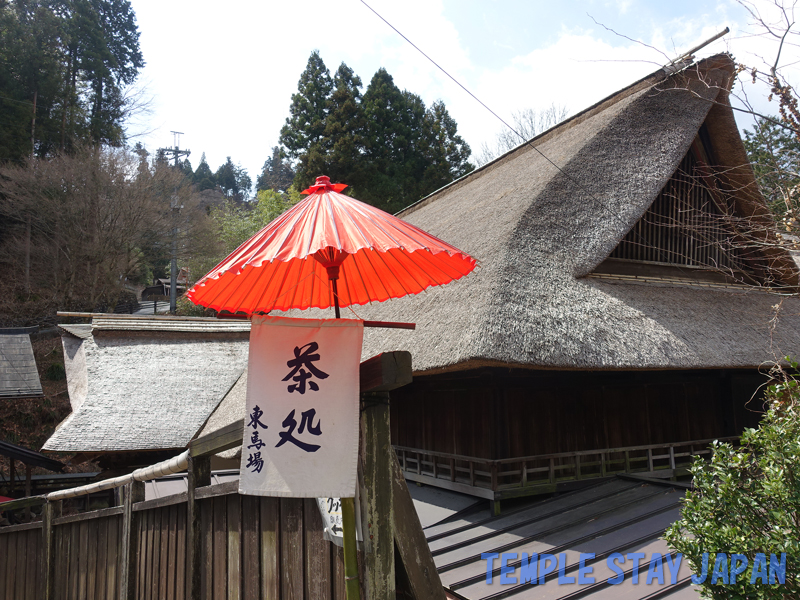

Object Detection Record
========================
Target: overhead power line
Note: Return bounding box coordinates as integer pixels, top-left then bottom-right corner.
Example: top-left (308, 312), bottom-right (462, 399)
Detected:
top-left (358, 0), bottom-right (742, 283)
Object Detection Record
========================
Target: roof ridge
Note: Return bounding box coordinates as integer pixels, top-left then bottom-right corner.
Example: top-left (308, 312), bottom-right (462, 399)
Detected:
top-left (399, 53), bottom-right (734, 220)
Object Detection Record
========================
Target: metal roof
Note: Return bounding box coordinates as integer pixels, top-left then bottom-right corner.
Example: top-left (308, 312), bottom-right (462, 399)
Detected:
top-left (0, 332), bottom-right (43, 398)
top-left (0, 440), bottom-right (63, 471)
top-left (420, 476), bottom-right (699, 600)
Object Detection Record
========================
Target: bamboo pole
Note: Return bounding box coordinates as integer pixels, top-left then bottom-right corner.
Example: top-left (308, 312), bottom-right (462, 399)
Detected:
top-left (341, 497), bottom-right (361, 600)
top-left (330, 270), bottom-right (361, 600)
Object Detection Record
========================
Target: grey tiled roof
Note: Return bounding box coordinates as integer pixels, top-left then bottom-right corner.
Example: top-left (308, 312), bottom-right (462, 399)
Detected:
top-left (0, 333), bottom-right (42, 398)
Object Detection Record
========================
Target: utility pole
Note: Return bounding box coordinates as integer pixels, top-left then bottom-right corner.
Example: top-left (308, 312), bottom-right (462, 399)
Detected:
top-left (157, 132), bottom-right (191, 314)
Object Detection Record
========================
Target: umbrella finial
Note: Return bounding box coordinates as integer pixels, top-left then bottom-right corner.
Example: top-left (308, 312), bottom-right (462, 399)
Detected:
top-left (301, 175), bottom-right (349, 194)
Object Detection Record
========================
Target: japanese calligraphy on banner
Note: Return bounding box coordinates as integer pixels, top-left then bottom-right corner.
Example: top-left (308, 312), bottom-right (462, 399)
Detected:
top-left (239, 316), bottom-right (364, 498)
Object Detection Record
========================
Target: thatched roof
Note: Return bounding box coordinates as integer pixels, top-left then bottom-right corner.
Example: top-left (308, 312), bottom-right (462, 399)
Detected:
top-left (0, 328), bottom-right (42, 398)
top-left (289, 54), bottom-right (800, 375)
top-left (43, 316), bottom-right (249, 453)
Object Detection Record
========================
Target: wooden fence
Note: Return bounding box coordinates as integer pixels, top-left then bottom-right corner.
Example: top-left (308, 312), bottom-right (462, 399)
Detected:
top-left (0, 351), bottom-right (443, 600)
top-left (0, 482), bottom-right (350, 599)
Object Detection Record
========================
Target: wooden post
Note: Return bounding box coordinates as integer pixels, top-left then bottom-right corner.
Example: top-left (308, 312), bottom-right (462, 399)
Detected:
top-left (42, 500), bottom-right (62, 600)
top-left (355, 351), bottom-right (412, 600)
top-left (359, 391), bottom-right (395, 600)
top-left (25, 465), bottom-right (32, 520)
top-left (119, 480), bottom-right (145, 600)
top-left (187, 455), bottom-right (211, 600)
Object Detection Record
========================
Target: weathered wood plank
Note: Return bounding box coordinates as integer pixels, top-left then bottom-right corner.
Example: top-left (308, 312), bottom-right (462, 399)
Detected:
top-left (133, 492), bottom-right (187, 512)
top-left (391, 450), bottom-right (445, 600)
top-left (303, 498), bottom-right (331, 600)
top-left (141, 506), bottom-right (153, 600)
top-left (15, 529), bottom-right (27, 600)
top-left (95, 517), bottom-right (108, 600)
top-left (83, 518), bottom-right (96, 600)
top-left (160, 507), bottom-right (171, 599)
top-left (195, 480), bottom-right (239, 500)
top-left (227, 494), bottom-right (241, 600)
top-left (53, 506), bottom-right (123, 526)
top-left (106, 515), bottom-right (119, 600)
top-left (212, 495), bottom-right (227, 600)
top-left (0, 529), bottom-right (7, 599)
top-left (56, 519), bottom-right (69, 600)
top-left (201, 498), bottom-right (213, 600)
top-left (360, 352), bottom-right (412, 393)
top-left (119, 481), bottom-right (144, 600)
top-left (151, 508), bottom-right (163, 600)
top-left (69, 523), bottom-right (79, 600)
top-left (175, 505), bottom-right (186, 600)
top-left (0, 494), bottom-right (46, 512)
top-left (27, 528), bottom-right (39, 600)
top-left (158, 507), bottom-right (171, 600)
top-left (0, 520), bottom-right (41, 533)
top-left (332, 545), bottom-right (346, 600)
top-left (187, 454), bottom-right (211, 600)
top-left (166, 504), bottom-right (178, 600)
top-left (241, 496), bottom-right (260, 600)
top-left (360, 391), bottom-right (395, 600)
top-left (260, 497), bottom-right (280, 600)
top-left (280, 499), bottom-right (303, 600)
top-left (190, 420), bottom-right (245, 458)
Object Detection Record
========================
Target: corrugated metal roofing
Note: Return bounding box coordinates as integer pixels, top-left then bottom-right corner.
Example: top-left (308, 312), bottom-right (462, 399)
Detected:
top-left (0, 333), bottom-right (43, 398)
top-left (422, 477), bottom-right (698, 599)
top-left (0, 440), bottom-right (63, 471)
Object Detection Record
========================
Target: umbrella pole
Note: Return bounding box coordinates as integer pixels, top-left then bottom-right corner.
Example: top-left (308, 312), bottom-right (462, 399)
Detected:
top-left (331, 277), bottom-right (341, 319)
top-left (330, 272), bottom-right (360, 599)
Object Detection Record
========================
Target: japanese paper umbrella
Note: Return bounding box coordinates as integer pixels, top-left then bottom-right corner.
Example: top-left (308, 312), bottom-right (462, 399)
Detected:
top-left (186, 176), bottom-right (476, 315)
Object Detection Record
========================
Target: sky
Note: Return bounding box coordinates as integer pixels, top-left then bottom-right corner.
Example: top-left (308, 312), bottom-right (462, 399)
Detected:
top-left (126, 0), bottom-right (799, 193)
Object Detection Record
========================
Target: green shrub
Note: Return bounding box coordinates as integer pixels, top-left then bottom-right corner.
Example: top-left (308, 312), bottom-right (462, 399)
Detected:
top-left (665, 365), bottom-right (800, 598)
top-left (45, 363), bottom-right (66, 381)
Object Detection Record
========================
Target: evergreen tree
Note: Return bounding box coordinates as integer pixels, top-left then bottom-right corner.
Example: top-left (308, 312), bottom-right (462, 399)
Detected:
top-left (256, 146), bottom-right (295, 192)
top-left (179, 158), bottom-right (193, 178)
top-left (193, 152), bottom-right (216, 191)
top-left (359, 68), bottom-right (413, 212)
top-left (215, 156), bottom-right (251, 202)
top-left (744, 117), bottom-right (800, 215)
top-left (279, 50), bottom-right (333, 180)
top-left (0, 0), bottom-right (144, 161)
top-left (277, 60), bottom-right (473, 213)
top-left (420, 100), bottom-right (473, 193)
top-left (313, 63), bottom-right (365, 189)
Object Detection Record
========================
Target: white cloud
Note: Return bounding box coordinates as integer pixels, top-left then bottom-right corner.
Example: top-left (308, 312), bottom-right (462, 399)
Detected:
top-left (127, 0), bottom-right (796, 187)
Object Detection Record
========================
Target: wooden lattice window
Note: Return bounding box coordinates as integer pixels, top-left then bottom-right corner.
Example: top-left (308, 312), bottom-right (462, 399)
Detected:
top-left (609, 148), bottom-right (752, 273)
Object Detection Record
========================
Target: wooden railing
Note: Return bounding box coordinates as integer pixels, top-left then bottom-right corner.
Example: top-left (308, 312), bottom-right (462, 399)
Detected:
top-left (394, 437), bottom-right (738, 500)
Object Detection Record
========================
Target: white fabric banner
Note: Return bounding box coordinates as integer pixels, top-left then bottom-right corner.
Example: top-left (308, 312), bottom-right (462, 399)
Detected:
top-left (239, 316), bottom-right (364, 498)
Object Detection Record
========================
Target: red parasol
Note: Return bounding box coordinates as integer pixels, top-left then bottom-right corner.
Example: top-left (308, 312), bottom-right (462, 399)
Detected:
top-left (186, 176), bottom-right (475, 316)
top-left (186, 175), bottom-right (474, 600)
